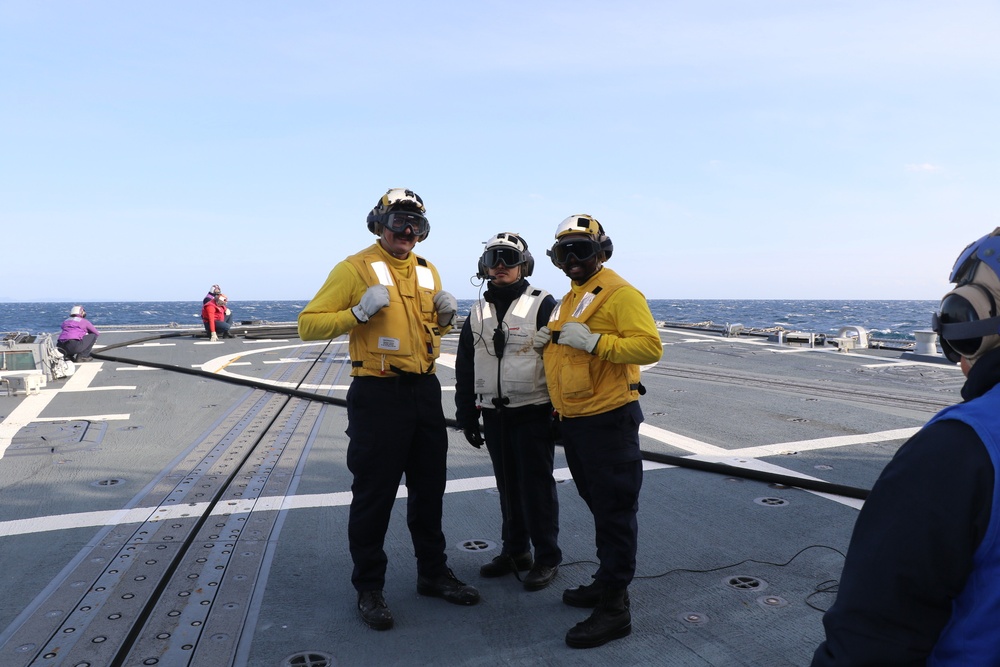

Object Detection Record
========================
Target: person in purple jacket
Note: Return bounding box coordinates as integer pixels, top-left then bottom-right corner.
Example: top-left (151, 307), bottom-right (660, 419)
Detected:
top-left (57, 305), bottom-right (99, 362)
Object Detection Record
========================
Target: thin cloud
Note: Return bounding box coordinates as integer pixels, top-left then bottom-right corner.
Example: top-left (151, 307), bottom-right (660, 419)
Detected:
top-left (905, 163), bottom-right (942, 172)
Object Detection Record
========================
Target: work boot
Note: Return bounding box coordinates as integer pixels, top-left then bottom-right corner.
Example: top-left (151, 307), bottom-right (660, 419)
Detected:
top-left (523, 564), bottom-right (559, 591)
top-left (417, 569), bottom-right (480, 605)
top-left (479, 552), bottom-right (533, 578)
top-left (563, 579), bottom-right (631, 608)
top-left (357, 590), bottom-right (393, 630)
top-left (565, 587), bottom-right (632, 649)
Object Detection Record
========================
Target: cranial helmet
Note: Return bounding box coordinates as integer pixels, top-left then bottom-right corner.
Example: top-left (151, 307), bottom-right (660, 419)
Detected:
top-left (477, 232), bottom-right (534, 279)
top-left (547, 214), bottom-right (614, 268)
top-left (932, 227), bottom-right (1000, 364)
top-left (70, 305), bottom-right (85, 317)
top-left (365, 188), bottom-right (430, 241)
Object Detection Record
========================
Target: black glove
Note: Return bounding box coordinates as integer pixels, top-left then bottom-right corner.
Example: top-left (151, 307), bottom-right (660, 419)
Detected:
top-left (463, 421), bottom-right (485, 449)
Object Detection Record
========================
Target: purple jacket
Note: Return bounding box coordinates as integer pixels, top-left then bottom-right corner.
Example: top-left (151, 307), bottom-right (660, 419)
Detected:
top-left (58, 317), bottom-right (99, 342)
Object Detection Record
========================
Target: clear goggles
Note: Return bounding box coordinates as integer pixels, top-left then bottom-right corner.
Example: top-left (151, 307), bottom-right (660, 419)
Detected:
top-left (383, 210), bottom-right (429, 237)
top-left (549, 238), bottom-right (601, 267)
top-left (482, 246), bottom-right (525, 269)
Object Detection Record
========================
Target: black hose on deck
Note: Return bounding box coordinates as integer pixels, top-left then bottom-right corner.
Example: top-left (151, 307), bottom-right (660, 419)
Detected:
top-left (90, 331), bottom-right (872, 500)
top-left (639, 450), bottom-right (869, 500)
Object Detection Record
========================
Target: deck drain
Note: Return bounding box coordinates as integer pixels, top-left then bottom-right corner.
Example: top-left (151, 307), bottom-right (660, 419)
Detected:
top-left (787, 417), bottom-right (809, 423)
top-left (725, 575), bottom-right (767, 591)
top-left (678, 611), bottom-right (708, 625)
top-left (457, 539), bottom-right (497, 553)
top-left (757, 595), bottom-right (788, 609)
top-left (282, 651), bottom-right (336, 667)
top-left (92, 478), bottom-right (125, 487)
top-left (117, 425), bottom-right (143, 431)
top-left (754, 497), bottom-right (788, 507)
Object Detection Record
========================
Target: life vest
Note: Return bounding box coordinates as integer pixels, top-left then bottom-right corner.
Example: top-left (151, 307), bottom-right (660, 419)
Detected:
top-left (345, 245), bottom-right (442, 376)
top-left (544, 268), bottom-right (642, 417)
top-left (469, 286), bottom-right (550, 409)
top-left (925, 384), bottom-right (1000, 665)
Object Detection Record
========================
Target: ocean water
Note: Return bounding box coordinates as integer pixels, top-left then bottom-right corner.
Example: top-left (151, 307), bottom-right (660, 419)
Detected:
top-left (1, 299), bottom-right (938, 342)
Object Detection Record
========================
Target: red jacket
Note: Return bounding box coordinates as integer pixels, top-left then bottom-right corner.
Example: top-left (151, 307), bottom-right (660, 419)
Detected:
top-left (201, 301), bottom-right (225, 333)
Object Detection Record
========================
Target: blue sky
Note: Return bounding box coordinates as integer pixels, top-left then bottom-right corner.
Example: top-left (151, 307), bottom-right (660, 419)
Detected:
top-left (1, 1), bottom-right (997, 302)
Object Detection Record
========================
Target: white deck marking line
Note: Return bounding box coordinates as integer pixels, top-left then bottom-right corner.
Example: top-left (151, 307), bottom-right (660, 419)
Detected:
top-left (127, 343), bottom-right (176, 348)
top-left (59, 386), bottom-right (136, 393)
top-left (0, 449), bottom-right (869, 539)
top-left (637, 423), bottom-right (916, 508)
top-left (861, 360), bottom-right (957, 369)
top-left (639, 423), bottom-right (728, 456)
top-left (32, 414), bottom-right (131, 422)
top-left (115, 366), bottom-right (159, 371)
top-left (727, 427), bottom-right (920, 458)
top-left (0, 362), bottom-right (108, 458)
top-left (192, 362), bottom-right (252, 368)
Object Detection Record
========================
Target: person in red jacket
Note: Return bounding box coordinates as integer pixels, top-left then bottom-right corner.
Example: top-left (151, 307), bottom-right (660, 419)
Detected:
top-left (201, 293), bottom-right (232, 341)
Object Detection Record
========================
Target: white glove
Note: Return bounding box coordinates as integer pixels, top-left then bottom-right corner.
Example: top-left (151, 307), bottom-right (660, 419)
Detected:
top-left (210, 332), bottom-right (219, 342)
top-left (433, 290), bottom-right (457, 327)
top-left (533, 326), bottom-right (551, 353)
top-left (559, 322), bottom-right (601, 354)
top-left (225, 308), bottom-right (231, 317)
top-left (351, 285), bottom-right (390, 323)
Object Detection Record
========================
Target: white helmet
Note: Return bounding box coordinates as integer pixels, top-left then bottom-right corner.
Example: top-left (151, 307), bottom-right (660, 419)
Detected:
top-left (366, 188), bottom-right (430, 241)
top-left (477, 232), bottom-right (534, 279)
top-left (70, 305), bottom-right (85, 317)
top-left (548, 214), bottom-right (614, 267)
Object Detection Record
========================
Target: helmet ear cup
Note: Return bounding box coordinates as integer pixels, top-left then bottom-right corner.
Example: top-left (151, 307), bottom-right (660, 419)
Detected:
top-left (522, 249), bottom-right (534, 277)
top-left (599, 234), bottom-right (613, 261)
top-left (366, 210), bottom-right (381, 236)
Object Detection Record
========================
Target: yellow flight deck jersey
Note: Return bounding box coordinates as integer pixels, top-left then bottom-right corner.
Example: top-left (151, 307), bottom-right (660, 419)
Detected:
top-left (543, 267), bottom-right (662, 418)
top-left (298, 243), bottom-right (450, 377)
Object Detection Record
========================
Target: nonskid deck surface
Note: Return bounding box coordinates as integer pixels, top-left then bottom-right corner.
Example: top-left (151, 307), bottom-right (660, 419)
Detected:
top-left (0, 326), bottom-right (963, 666)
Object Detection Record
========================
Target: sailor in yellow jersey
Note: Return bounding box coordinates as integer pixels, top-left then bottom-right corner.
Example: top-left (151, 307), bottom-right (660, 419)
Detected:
top-left (298, 188), bottom-right (479, 632)
top-left (533, 214), bottom-right (662, 649)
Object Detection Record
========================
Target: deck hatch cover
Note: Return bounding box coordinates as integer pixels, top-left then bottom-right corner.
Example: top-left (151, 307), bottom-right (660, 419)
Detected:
top-left (283, 651), bottom-right (336, 666)
top-left (725, 575), bottom-right (767, 591)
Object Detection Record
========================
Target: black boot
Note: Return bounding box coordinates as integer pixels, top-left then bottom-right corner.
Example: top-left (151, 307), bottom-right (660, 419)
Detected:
top-left (417, 568), bottom-right (481, 605)
top-left (565, 587), bottom-right (631, 649)
top-left (357, 590), bottom-right (394, 630)
top-left (563, 579), bottom-right (630, 608)
top-left (480, 552), bottom-right (533, 578)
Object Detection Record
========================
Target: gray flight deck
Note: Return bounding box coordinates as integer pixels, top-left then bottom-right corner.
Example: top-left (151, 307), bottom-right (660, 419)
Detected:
top-left (0, 322), bottom-right (963, 666)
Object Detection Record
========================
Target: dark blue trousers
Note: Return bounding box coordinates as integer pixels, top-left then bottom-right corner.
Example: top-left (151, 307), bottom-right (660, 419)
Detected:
top-left (482, 404), bottom-right (562, 567)
top-left (345, 374), bottom-right (449, 592)
top-left (57, 334), bottom-right (96, 361)
top-left (560, 401), bottom-right (644, 588)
